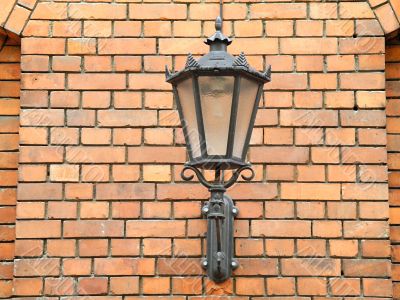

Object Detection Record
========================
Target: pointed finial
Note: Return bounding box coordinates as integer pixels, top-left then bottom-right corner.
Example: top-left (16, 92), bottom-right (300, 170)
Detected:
top-left (165, 65), bottom-right (171, 79)
top-left (185, 53), bottom-right (200, 68)
top-left (233, 52), bottom-right (249, 68)
top-left (215, 16), bottom-right (222, 31)
top-left (264, 65), bottom-right (272, 80)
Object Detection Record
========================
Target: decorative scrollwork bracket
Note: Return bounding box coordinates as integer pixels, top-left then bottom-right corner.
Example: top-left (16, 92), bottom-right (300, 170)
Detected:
top-left (181, 164), bottom-right (254, 282)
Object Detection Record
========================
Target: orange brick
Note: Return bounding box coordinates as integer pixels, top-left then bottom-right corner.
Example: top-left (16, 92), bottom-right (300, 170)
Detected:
top-left (251, 3), bottom-right (306, 19)
top-left (330, 278), bottom-right (360, 296)
top-left (173, 277), bottom-right (202, 295)
top-left (70, 3), bottom-right (127, 19)
top-left (265, 20), bottom-right (293, 37)
top-left (265, 202), bottom-right (294, 219)
top-left (13, 278), bottom-right (43, 296)
top-left (111, 277), bottom-right (140, 295)
top-left (78, 277), bottom-right (108, 295)
top-left (111, 239), bottom-right (140, 256)
top-left (264, 128), bottom-right (293, 145)
top-left (63, 258), bottom-right (91, 276)
top-left (80, 202), bottom-right (109, 219)
top-left (143, 277), bottom-right (170, 295)
top-left (265, 239), bottom-right (294, 256)
top-left (266, 277), bottom-right (295, 296)
top-left (47, 240), bottom-right (75, 257)
top-left (236, 277), bottom-right (264, 295)
top-left (114, 21), bottom-right (141, 37)
top-left (296, 20), bottom-right (323, 37)
top-left (130, 4), bottom-right (186, 19)
top-left (127, 220), bottom-right (185, 237)
top-left (79, 239), bottom-right (108, 257)
top-left (144, 21), bottom-right (171, 37)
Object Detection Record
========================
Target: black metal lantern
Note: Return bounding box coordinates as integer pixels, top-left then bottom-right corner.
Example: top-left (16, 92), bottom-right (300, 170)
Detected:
top-left (166, 18), bottom-right (270, 170)
top-left (166, 16), bottom-right (271, 283)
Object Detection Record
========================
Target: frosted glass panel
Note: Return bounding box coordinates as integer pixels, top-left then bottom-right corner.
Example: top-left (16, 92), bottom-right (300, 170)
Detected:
top-left (176, 78), bottom-right (202, 158)
top-left (232, 77), bottom-right (259, 158)
top-left (199, 76), bottom-right (234, 156)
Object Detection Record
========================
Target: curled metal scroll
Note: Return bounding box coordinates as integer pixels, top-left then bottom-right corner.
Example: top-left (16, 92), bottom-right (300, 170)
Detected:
top-left (181, 164), bottom-right (255, 190)
top-left (223, 165), bottom-right (255, 189)
top-left (181, 165), bottom-right (214, 189)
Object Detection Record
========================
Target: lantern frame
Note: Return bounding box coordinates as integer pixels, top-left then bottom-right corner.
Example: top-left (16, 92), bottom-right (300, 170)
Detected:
top-left (166, 18), bottom-right (270, 170)
top-left (165, 16), bottom-right (271, 283)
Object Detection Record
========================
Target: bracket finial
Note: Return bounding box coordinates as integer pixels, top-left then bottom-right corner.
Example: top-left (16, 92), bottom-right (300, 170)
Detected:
top-left (185, 53), bottom-right (200, 68)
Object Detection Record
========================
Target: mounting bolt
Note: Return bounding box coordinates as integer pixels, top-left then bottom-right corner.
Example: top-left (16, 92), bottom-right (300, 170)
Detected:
top-left (232, 207), bottom-right (238, 216)
top-left (202, 206), bottom-right (209, 215)
top-left (202, 260), bottom-right (208, 269)
top-left (231, 260), bottom-right (239, 269)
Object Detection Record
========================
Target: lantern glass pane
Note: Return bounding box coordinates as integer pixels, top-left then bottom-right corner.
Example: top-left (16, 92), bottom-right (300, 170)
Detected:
top-left (199, 76), bottom-right (234, 156)
top-left (176, 77), bottom-right (202, 159)
top-left (232, 77), bottom-right (260, 158)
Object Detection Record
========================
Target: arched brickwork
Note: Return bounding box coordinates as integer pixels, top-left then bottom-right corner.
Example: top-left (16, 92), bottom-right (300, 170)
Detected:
top-left (0, 0), bottom-right (38, 37)
top-left (369, 0), bottom-right (400, 36)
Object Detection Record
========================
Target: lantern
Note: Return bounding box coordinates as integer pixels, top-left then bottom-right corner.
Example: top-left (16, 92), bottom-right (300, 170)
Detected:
top-left (165, 16), bottom-right (271, 282)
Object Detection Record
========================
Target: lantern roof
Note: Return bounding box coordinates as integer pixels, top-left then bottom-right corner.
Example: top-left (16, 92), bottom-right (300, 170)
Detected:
top-left (165, 17), bottom-right (271, 84)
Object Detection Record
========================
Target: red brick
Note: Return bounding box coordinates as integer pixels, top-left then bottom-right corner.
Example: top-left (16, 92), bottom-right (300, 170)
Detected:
top-left (251, 3), bottom-right (306, 19)
top-left (130, 4), bottom-right (186, 20)
top-left (97, 183), bottom-right (155, 200)
top-left (236, 277), bottom-right (264, 295)
top-left (252, 220), bottom-right (311, 237)
top-left (44, 278), bottom-right (74, 296)
top-left (127, 220), bottom-right (185, 237)
top-left (78, 277), bottom-right (108, 295)
top-left (330, 240), bottom-right (358, 258)
top-left (265, 202), bottom-right (294, 219)
top-left (298, 278), bottom-right (327, 296)
top-left (173, 277), bottom-right (202, 295)
top-left (143, 238), bottom-right (171, 256)
top-left (174, 239), bottom-right (201, 256)
top-left (47, 240), bottom-right (75, 257)
top-left (329, 278), bottom-right (360, 296)
top-left (112, 202), bottom-right (141, 219)
top-left (94, 258), bottom-right (155, 275)
top-left (282, 258), bottom-right (340, 276)
top-left (69, 3), bottom-right (127, 19)
top-left (281, 183), bottom-right (340, 200)
top-left (13, 278), bottom-right (43, 296)
top-left (344, 221), bottom-right (389, 238)
top-left (250, 147), bottom-right (309, 164)
top-left (111, 239), bottom-right (140, 256)
top-left (22, 38), bottom-right (65, 54)
top-left (18, 183), bottom-right (62, 200)
top-left (363, 278), bottom-right (392, 297)
top-left (64, 220), bottom-right (124, 238)
top-left (343, 259), bottom-right (390, 277)
top-left (281, 38), bottom-right (337, 55)
top-left (110, 277), bottom-right (140, 295)
top-left (68, 73), bottom-right (125, 90)
top-left (14, 258), bottom-right (60, 276)
top-left (63, 258), bottom-right (91, 276)
top-left (342, 183), bottom-right (388, 200)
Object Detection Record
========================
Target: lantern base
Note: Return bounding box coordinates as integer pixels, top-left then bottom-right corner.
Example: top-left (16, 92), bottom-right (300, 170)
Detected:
top-left (187, 157), bottom-right (248, 170)
top-left (181, 164), bottom-right (255, 282)
top-left (201, 191), bottom-right (239, 283)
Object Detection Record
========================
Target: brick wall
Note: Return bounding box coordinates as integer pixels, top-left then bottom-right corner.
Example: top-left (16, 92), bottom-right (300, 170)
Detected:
top-left (0, 0), bottom-right (396, 298)
top-left (0, 36), bottom-right (20, 298)
top-left (387, 41), bottom-right (400, 299)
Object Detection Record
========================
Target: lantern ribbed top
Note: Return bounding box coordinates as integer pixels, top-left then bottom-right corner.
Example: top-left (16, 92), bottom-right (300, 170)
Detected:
top-left (165, 17), bottom-right (271, 84)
